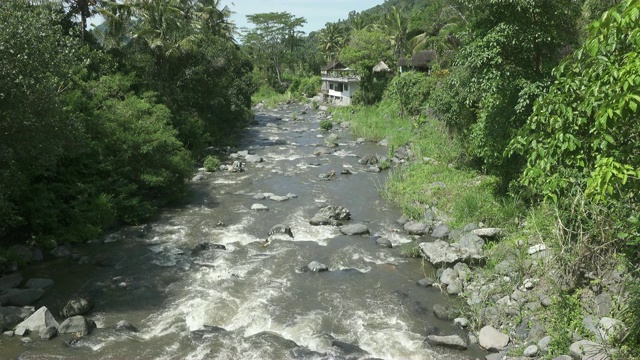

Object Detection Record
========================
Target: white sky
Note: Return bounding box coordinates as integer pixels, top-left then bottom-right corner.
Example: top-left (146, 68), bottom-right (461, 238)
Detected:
top-left (221, 0), bottom-right (384, 34)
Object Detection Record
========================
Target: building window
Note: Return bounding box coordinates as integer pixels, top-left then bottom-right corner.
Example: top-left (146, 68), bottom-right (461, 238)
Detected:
top-left (344, 84), bottom-right (349, 91)
top-left (329, 83), bottom-right (334, 90)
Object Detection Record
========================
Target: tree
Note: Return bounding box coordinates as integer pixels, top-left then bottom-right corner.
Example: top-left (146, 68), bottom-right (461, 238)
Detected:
top-left (317, 23), bottom-right (346, 62)
top-left (242, 12), bottom-right (306, 87)
top-left (382, 6), bottom-right (410, 58)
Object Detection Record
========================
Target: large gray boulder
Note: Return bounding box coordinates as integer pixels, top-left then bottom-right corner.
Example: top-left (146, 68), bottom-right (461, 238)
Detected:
top-left (404, 221), bottom-right (429, 235)
top-left (310, 205), bottom-right (350, 226)
top-left (302, 261), bottom-right (329, 273)
top-left (0, 288), bottom-right (44, 306)
top-left (0, 306), bottom-right (34, 331)
top-left (431, 224), bottom-right (451, 239)
top-left (426, 335), bottom-right (467, 350)
top-left (251, 203), bottom-right (269, 211)
top-left (472, 228), bottom-right (503, 239)
top-left (569, 340), bottom-right (610, 360)
top-left (58, 315), bottom-right (94, 336)
top-left (340, 224), bottom-right (370, 236)
top-left (479, 325), bottom-right (510, 351)
top-left (61, 295), bottom-right (94, 318)
top-left (14, 306), bottom-right (58, 336)
top-left (0, 274), bottom-right (23, 291)
top-left (419, 240), bottom-right (484, 267)
top-left (267, 224), bottom-right (294, 242)
top-left (459, 233), bottom-right (484, 253)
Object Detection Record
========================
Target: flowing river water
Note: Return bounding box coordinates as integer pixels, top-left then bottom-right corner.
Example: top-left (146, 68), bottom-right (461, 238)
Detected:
top-left (4, 104), bottom-right (486, 359)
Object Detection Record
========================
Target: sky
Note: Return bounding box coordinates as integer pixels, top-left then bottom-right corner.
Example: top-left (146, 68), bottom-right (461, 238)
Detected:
top-left (221, 0), bottom-right (384, 34)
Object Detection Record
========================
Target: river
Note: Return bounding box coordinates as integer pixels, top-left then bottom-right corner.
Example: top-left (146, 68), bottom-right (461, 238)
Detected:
top-left (4, 104), bottom-right (485, 359)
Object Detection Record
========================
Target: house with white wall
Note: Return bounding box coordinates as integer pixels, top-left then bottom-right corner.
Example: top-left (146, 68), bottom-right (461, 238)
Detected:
top-left (320, 61), bottom-right (360, 106)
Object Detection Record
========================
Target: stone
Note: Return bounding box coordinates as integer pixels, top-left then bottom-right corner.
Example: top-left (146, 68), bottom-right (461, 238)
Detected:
top-left (479, 326), bottom-right (510, 351)
top-left (397, 216), bottom-right (408, 225)
top-left (0, 288), bottom-right (44, 306)
top-left (286, 193), bottom-right (298, 198)
top-left (367, 166), bottom-right (381, 173)
top-left (454, 318), bottom-right (469, 328)
top-left (39, 326), bottom-right (57, 340)
top-left (312, 206), bottom-right (351, 222)
top-left (599, 317), bottom-right (625, 342)
top-left (447, 280), bottom-right (463, 295)
top-left (433, 304), bottom-right (454, 321)
top-left (115, 320), bottom-right (139, 332)
top-left (378, 139), bottom-right (388, 147)
top-left (459, 233), bottom-right (484, 253)
top-left (58, 315), bottom-right (93, 336)
top-left (251, 203), bottom-right (269, 211)
top-left (538, 335), bottom-right (551, 352)
top-left (440, 268), bottom-right (459, 285)
top-left (419, 240), bottom-right (484, 267)
top-left (25, 278), bottom-right (54, 290)
top-left (426, 335), bottom-right (467, 350)
top-left (4, 330), bottom-right (13, 336)
top-left (462, 223), bottom-right (479, 232)
top-left (485, 354), bottom-right (503, 360)
top-left (431, 224), bottom-right (450, 239)
top-left (268, 224), bottom-right (294, 241)
top-left (270, 195), bottom-right (289, 202)
top-left (528, 244), bottom-right (547, 255)
top-left (453, 262), bottom-right (470, 282)
top-left (404, 221), bottom-right (429, 235)
top-left (245, 154), bottom-right (263, 163)
top-left (339, 224), bottom-right (370, 236)
top-left (417, 278), bottom-right (435, 287)
top-left (524, 345), bottom-right (539, 357)
top-left (0, 273), bottom-right (23, 291)
top-left (569, 340), bottom-right (610, 360)
top-left (314, 147), bottom-right (334, 156)
top-left (376, 237), bottom-right (392, 248)
top-left (595, 293), bottom-right (612, 317)
top-left (359, 154), bottom-right (379, 165)
top-left (191, 174), bottom-right (206, 182)
top-left (61, 295), bottom-right (94, 318)
top-left (253, 193), bottom-right (266, 200)
top-left (472, 228), bottom-right (503, 239)
top-left (0, 306), bottom-right (34, 331)
top-left (14, 306), bottom-right (58, 336)
top-left (303, 261), bottom-right (329, 273)
top-left (552, 356), bottom-right (572, 360)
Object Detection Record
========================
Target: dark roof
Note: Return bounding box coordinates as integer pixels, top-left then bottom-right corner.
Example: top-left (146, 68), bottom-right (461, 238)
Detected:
top-left (411, 50), bottom-right (437, 67)
top-left (397, 58), bottom-right (410, 66)
top-left (321, 61), bottom-right (347, 71)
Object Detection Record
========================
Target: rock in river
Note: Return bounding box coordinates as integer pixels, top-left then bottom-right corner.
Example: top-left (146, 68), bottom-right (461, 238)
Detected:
top-left (340, 224), bottom-right (370, 236)
top-left (14, 306), bottom-right (59, 336)
top-left (61, 295), bottom-right (94, 318)
top-left (58, 315), bottom-right (95, 336)
top-left (251, 203), bottom-right (269, 211)
top-left (426, 335), bottom-right (467, 350)
top-left (302, 261), bottom-right (328, 273)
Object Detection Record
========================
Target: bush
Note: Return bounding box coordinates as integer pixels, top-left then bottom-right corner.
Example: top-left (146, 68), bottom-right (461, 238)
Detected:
top-left (203, 155), bottom-right (221, 172)
top-left (319, 119), bottom-right (333, 131)
top-left (385, 72), bottom-right (436, 117)
top-left (299, 76), bottom-right (321, 97)
top-left (400, 241), bottom-right (421, 258)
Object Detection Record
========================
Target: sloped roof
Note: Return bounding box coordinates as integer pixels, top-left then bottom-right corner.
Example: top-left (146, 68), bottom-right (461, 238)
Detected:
top-left (372, 61), bottom-right (390, 73)
top-left (411, 50), bottom-right (437, 67)
top-left (397, 58), bottom-right (410, 67)
top-left (321, 61), bottom-right (347, 71)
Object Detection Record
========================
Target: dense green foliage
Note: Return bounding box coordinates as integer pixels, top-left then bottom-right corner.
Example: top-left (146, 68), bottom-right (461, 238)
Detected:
top-left (384, 71), bottom-right (434, 116)
top-left (0, 0), bottom-right (253, 247)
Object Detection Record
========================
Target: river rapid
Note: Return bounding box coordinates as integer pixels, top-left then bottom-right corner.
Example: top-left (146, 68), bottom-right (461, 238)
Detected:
top-left (4, 104), bottom-right (485, 359)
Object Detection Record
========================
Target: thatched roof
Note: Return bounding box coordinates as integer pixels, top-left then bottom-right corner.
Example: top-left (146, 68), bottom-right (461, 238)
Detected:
top-left (372, 61), bottom-right (390, 73)
top-left (321, 61), bottom-right (347, 71)
top-left (411, 50), bottom-right (437, 67)
top-left (397, 58), bottom-right (410, 67)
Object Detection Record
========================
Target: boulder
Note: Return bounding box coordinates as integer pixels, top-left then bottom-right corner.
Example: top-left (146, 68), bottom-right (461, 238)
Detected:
top-left (417, 278), bottom-right (435, 287)
top-left (314, 147), bottom-right (334, 156)
top-left (472, 228), bottom-right (503, 239)
top-left (115, 320), bottom-right (138, 332)
top-left (310, 206), bottom-right (350, 225)
top-left (376, 237), bottom-right (392, 248)
top-left (524, 344), bottom-right (539, 357)
top-left (58, 315), bottom-right (93, 336)
top-left (302, 261), bottom-right (329, 273)
top-left (61, 295), bottom-right (94, 318)
top-left (0, 273), bottom-right (23, 291)
top-left (245, 154), bottom-right (263, 163)
top-left (433, 304), bottom-right (454, 321)
top-left (426, 335), bottom-right (467, 350)
top-left (251, 204), bottom-right (269, 211)
top-left (191, 174), bottom-right (206, 182)
top-left (269, 195), bottom-right (289, 202)
top-left (479, 326), bottom-right (510, 351)
top-left (538, 336), bottom-right (551, 352)
top-left (419, 240), bottom-right (484, 267)
top-left (454, 318), bottom-right (469, 328)
top-left (268, 224), bottom-right (294, 242)
top-left (14, 306), bottom-right (58, 336)
top-left (569, 340), bottom-right (610, 360)
top-left (0, 306), bottom-right (34, 331)
top-left (253, 193), bottom-right (266, 200)
top-left (431, 224), bottom-right (450, 239)
top-left (359, 154), bottom-right (379, 165)
top-left (339, 224), bottom-right (370, 236)
top-left (599, 317), bottom-right (625, 342)
top-left (404, 221), bottom-right (429, 235)
top-left (0, 288), bottom-right (44, 306)
top-left (25, 278), bottom-right (54, 290)
top-left (39, 326), bottom-right (57, 340)
top-left (459, 233), bottom-right (484, 253)
top-left (440, 268), bottom-right (459, 286)
top-left (596, 293), bottom-right (612, 317)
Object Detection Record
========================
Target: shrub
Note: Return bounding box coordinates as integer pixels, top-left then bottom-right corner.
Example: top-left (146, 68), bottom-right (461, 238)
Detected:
top-left (299, 76), bottom-right (321, 97)
top-left (203, 155), bottom-right (221, 172)
top-left (319, 119), bottom-right (333, 131)
top-left (400, 241), bottom-right (422, 258)
top-left (385, 72), bottom-right (436, 117)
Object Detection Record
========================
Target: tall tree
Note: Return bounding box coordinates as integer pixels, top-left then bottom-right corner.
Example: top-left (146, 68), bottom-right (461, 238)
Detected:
top-left (317, 23), bottom-right (346, 62)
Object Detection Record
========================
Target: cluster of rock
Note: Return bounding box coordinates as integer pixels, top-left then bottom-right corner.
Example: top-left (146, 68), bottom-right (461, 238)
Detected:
top-left (250, 192), bottom-right (298, 212)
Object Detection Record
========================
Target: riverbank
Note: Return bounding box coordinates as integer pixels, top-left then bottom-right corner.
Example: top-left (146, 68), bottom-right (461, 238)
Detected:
top-left (332, 99), bottom-right (634, 359)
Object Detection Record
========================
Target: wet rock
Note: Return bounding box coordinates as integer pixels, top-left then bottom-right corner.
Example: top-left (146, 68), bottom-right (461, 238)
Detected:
top-left (314, 147), bottom-right (334, 156)
top-left (302, 261), bottom-right (328, 273)
top-left (60, 295), bottom-right (93, 318)
top-left (454, 317), bottom-right (469, 328)
top-left (14, 306), bottom-right (58, 336)
top-left (378, 139), bottom-right (388, 147)
top-left (310, 205), bottom-right (351, 226)
top-left (431, 224), bottom-right (450, 239)
top-left (286, 193), bottom-right (298, 198)
top-left (424, 325), bottom-right (441, 336)
top-left (191, 242), bottom-right (214, 256)
top-left (570, 340), bottom-right (610, 360)
top-left (58, 315), bottom-right (93, 336)
top-left (426, 335), bottom-right (467, 350)
top-left (191, 174), bottom-right (206, 182)
top-left (433, 304), bottom-right (454, 321)
top-left (472, 228), bottom-right (503, 239)
top-left (404, 221), bottom-right (429, 235)
top-left (356, 137), bottom-right (365, 144)
top-left (0, 306), bottom-right (34, 331)
top-left (0, 288), bottom-right (44, 306)
top-left (115, 320), bottom-right (138, 332)
top-left (376, 237), bottom-right (392, 248)
top-left (190, 325), bottom-right (226, 343)
top-left (251, 203), bottom-right (269, 211)
top-left (332, 339), bottom-right (368, 356)
top-left (419, 240), bottom-right (484, 267)
top-left (479, 325), bottom-right (510, 351)
top-left (268, 224), bottom-right (294, 242)
top-left (417, 278), bottom-right (435, 287)
top-left (269, 195), bottom-right (289, 202)
top-left (340, 168), bottom-right (352, 175)
top-left (253, 193), bottom-right (266, 200)
top-left (340, 223), bottom-right (370, 236)
top-left (359, 154), bottom-right (379, 165)
top-left (245, 154), bottom-right (263, 163)
top-left (397, 216), bottom-right (408, 225)
top-left (39, 326), bottom-right (57, 340)
top-left (31, 248), bottom-right (44, 262)
top-left (25, 278), bottom-right (54, 290)
top-left (367, 166), bottom-right (381, 173)
top-left (4, 330), bottom-right (13, 336)
top-left (0, 273), bottom-right (23, 291)
top-left (248, 331), bottom-right (299, 349)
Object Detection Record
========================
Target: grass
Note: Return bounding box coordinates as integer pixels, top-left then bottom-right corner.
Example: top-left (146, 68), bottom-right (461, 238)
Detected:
top-left (251, 86), bottom-right (293, 108)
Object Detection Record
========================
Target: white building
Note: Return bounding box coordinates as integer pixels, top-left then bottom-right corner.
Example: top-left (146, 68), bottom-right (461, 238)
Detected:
top-left (320, 62), bottom-right (360, 106)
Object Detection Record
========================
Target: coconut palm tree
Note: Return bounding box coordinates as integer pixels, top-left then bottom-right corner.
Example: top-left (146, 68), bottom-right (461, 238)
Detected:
top-left (382, 6), bottom-right (409, 58)
top-left (317, 22), bottom-right (346, 62)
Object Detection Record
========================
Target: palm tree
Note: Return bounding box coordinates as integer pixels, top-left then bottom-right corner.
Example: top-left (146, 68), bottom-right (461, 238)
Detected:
top-left (95, 1), bottom-right (133, 49)
top-left (408, 2), bottom-right (467, 57)
top-left (349, 16), bottom-right (368, 32)
top-left (382, 6), bottom-right (409, 58)
top-left (317, 22), bottom-right (346, 62)
top-left (191, 0), bottom-right (237, 43)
